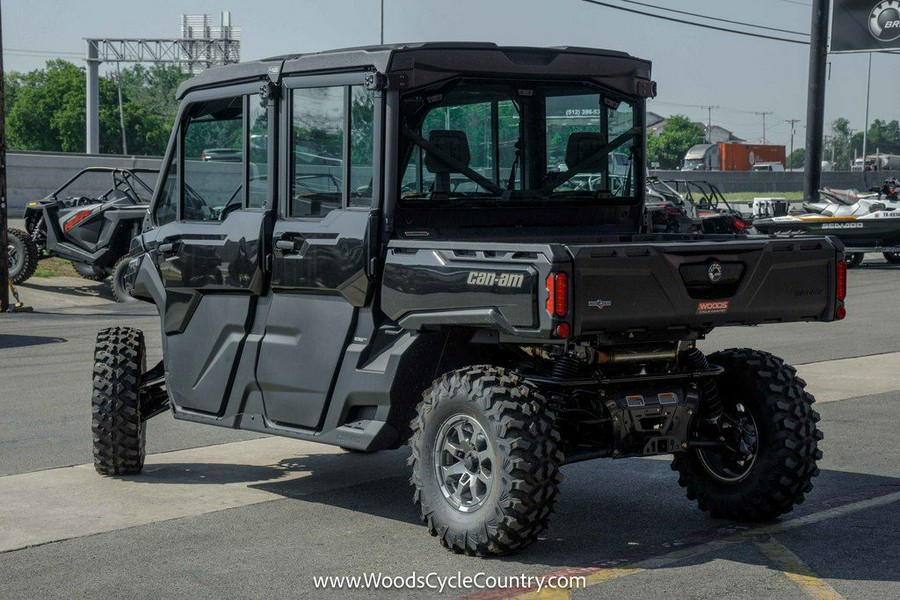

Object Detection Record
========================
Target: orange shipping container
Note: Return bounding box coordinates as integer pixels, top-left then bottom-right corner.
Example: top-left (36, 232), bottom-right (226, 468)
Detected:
top-left (718, 143), bottom-right (786, 171)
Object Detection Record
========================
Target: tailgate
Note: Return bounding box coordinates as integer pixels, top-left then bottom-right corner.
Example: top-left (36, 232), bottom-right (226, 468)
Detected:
top-left (570, 237), bottom-right (841, 335)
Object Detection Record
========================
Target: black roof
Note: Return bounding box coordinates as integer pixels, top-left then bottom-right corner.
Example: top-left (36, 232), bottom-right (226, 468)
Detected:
top-left (177, 42), bottom-right (652, 99)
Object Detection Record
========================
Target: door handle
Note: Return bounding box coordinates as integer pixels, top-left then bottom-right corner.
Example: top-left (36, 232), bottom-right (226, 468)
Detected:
top-left (158, 242), bottom-right (174, 254)
top-left (274, 240), bottom-right (296, 251)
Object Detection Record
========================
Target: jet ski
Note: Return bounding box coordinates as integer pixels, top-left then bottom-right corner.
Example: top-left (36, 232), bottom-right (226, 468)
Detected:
top-left (753, 183), bottom-right (900, 267)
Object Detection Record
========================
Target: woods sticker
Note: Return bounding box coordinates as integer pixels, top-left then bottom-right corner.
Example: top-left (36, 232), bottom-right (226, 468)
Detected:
top-left (697, 300), bottom-right (730, 315)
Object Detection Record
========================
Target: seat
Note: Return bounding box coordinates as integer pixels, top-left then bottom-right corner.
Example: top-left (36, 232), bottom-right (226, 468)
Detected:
top-left (424, 130), bottom-right (471, 193)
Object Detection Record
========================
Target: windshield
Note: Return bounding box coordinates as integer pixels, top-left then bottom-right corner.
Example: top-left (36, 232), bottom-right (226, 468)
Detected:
top-left (399, 81), bottom-right (640, 205)
top-left (682, 159), bottom-right (705, 170)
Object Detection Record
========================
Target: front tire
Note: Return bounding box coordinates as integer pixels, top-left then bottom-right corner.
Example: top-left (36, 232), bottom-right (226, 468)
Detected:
top-left (673, 349), bottom-right (822, 521)
top-left (7, 228), bottom-right (38, 284)
top-left (409, 366), bottom-right (562, 556)
top-left (883, 252), bottom-right (900, 265)
top-left (92, 327), bottom-right (146, 475)
top-left (109, 256), bottom-right (136, 303)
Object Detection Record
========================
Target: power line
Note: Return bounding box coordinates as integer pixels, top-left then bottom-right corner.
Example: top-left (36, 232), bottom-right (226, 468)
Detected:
top-left (580, 0), bottom-right (810, 45)
top-left (617, 0), bottom-right (809, 36)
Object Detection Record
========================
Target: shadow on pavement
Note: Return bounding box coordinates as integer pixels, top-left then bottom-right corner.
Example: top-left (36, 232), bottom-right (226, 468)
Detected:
top-left (0, 334), bottom-right (67, 349)
top-left (20, 279), bottom-right (113, 301)
top-left (124, 448), bottom-right (900, 586)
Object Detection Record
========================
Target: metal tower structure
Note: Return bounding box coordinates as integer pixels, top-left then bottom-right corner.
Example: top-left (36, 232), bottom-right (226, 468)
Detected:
top-left (85, 12), bottom-right (240, 154)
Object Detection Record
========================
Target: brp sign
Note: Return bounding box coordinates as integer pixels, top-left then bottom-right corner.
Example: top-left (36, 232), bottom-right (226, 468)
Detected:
top-left (869, 1), bottom-right (900, 42)
top-left (832, 0), bottom-right (900, 52)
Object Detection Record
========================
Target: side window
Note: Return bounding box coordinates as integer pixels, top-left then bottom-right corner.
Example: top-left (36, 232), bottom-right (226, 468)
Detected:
top-left (349, 86), bottom-right (375, 207)
top-left (153, 161), bottom-right (178, 225)
top-left (248, 95), bottom-right (268, 208)
top-left (291, 86), bottom-right (344, 218)
top-left (288, 84), bottom-right (377, 216)
top-left (182, 97), bottom-right (244, 221)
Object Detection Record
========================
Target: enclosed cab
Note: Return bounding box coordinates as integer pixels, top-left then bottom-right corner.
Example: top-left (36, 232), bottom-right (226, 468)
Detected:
top-left (94, 43), bottom-right (836, 557)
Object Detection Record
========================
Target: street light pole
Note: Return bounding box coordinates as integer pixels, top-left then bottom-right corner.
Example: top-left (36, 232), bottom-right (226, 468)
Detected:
top-left (861, 52), bottom-right (872, 169)
top-left (0, 0), bottom-right (9, 313)
top-left (804, 0), bottom-right (830, 200)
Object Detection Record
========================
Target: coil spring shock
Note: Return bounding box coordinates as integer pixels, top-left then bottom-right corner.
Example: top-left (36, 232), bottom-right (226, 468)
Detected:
top-left (552, 353), bottom-right (583, 380)
top-left (685, 348), bottom-right (722, 422)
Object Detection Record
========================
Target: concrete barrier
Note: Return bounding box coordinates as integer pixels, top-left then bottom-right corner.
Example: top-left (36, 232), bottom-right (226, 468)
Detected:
top-left (650, 169), bottom-right (900, 194)
top-left (5, 151), bottom-right (900, 217)
top-left (7, 151), bottom-right (163, 217)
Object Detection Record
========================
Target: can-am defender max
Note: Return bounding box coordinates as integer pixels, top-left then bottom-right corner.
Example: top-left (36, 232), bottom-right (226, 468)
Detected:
top-left (94, 43), bottom-right (839, 556)
top-left (21, 167), bottom-right (156, 300)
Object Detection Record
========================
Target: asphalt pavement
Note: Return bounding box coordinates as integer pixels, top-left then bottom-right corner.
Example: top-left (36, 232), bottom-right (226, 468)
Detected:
top-left (0, 264), bottom-right (897, 599)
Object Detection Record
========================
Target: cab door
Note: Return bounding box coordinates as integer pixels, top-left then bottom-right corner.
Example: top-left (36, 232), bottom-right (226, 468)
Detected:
top-left (148, 84), bottom-right (274, 416)
top-left (255, 76), bottom-right (380, 429)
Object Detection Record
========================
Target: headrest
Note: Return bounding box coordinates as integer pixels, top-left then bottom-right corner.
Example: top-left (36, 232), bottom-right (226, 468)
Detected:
top-left (565, 132), bottom-right (604, 171)
top-left (424, 130), bottom-right (471, 174)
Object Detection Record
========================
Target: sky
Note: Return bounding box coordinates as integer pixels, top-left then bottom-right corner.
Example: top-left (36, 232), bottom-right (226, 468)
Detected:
top-left (2, 0), bottom-right (898, 148)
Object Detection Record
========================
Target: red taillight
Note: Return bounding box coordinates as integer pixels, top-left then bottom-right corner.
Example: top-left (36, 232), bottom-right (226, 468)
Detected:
top-left (836, 259), bottom-right (847, 301)
top-left (554, 273), bottom-right (568, 317)
top-left (546, 273), bottom-right (568, 317)
top-left (836, 305), bottom-right (846, 320)
top-left (63, 209), bottom-right (91, 233)
top-left (545, 274), bottom-right (555, 316)
top-left (555, 323), bottom-right (571, 338)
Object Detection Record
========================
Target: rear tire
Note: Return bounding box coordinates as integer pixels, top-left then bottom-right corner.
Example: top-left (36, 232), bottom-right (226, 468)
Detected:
top-left (92, 327), bottom-right (146, 476)
top-left (672, 349), bottom-right (822, 522)
top-left (883, 252), bottom-right (900, 265)
top-left (845, 252), bottom-right (865, 268)
top-left (109, 256), bottom-right (136, 303)
top-left (73, 262), bottom-right (110, 281)
top-left (7, 228), bottom-right (38, 284)
top-left (409, 366), bottom-right (562, 556)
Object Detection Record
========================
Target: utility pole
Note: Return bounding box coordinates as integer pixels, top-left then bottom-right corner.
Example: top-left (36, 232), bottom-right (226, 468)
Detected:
top-left (786, 119), bottom-right (801, 169)
top-left (755, 112), bottom-right (773, 145)
top-left (847, 128), bottom-right (856, 169)
top-left (804, 0), bottom-right (829, 200)
top-left (700, 106), bottom-right (718, 143)
top-left (0, 0), bottom-right (9, 312)
top-left (380, 0), bottom-right (385, 45)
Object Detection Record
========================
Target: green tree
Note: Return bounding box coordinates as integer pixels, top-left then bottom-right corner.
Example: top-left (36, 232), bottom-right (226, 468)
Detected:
top-left (647, 115), bottom-right (705, 170)
top-left (5, 60), bottom-right (187, 156)
top-left (787, 148), bottom-right (805, 170)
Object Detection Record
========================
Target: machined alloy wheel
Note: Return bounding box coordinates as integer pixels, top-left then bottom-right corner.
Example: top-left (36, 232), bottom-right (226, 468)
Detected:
top-left (433, 414), bottom-right (496, 512)
top-left (409, 366), bottom-right (563, 556)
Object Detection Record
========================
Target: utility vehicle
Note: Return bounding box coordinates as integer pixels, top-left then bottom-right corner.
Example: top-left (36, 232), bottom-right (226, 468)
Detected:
top-left (22, 167), bottom-right (156, 300)
top-left (93, 43), bottom-right (840, 556)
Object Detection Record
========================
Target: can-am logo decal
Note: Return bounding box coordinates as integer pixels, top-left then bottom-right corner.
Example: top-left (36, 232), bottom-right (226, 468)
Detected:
top-left (707, 262), bottom-right (724, 283)
top-left (821, 222), bottom-right (864, 229)
top-left (588, 299), bottom-right (612, 310)
top-left (869, 1), bottom-right (900, 42)
top-left (697, 300), bottom-right (729, 315)
top-left (466, 271), bottom-right (525, 288)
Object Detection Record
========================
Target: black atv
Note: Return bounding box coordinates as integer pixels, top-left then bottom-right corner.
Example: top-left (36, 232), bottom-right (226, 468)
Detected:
top-left (92, 44), bottom-right (838, 556)
top-left (22, 167), bottom-right (156, 301)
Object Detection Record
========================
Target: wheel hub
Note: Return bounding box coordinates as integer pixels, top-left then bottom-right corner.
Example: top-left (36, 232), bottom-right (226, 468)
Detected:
top-left (7, 243), bottom-right (20, 270)
top-left (433, 414), bottom-right (496, 513)
top-left (697, 402), bottom-right (759, 483)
